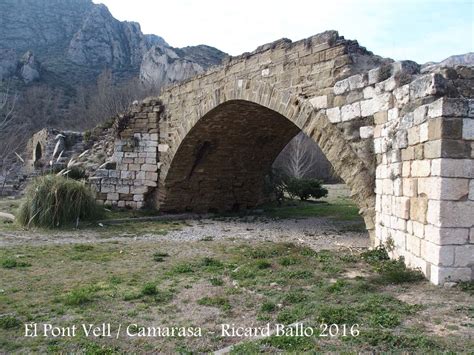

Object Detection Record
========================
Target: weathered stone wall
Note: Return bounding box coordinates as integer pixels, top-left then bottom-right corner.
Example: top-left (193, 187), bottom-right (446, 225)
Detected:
top-left (88, 31), bottom-right (473, 284)
top-left (89, 101), bottom-right (162, 208)
top-left (374, 95), bottom-right (474, 284)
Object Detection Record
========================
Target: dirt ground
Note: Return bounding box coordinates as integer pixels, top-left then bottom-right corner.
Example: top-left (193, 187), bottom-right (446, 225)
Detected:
top-left (0, 186), bottom-right (472, 353)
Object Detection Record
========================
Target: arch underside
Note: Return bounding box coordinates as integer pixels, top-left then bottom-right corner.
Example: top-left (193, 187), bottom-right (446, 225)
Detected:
top-left (158, 100), bottom-right (300, 212)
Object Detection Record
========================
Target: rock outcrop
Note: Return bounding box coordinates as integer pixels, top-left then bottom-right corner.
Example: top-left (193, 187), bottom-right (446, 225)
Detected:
top-left (140, 44), bottom-right (227, 88)
top-left (0, 0), bottom-right (227, 88)
top-left (19, 51), bottom-right (40, 83)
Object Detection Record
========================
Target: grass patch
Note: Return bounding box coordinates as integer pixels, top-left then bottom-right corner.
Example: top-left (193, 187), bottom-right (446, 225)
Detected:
top-left (362, 246), bottom-right (424, 284)
top-left (209, 277), bottom-right (224, 286)
top-left (260, 301), bottom-right (277, 313)
top-left (262, 334), bottom-right (314, 351)
top-left (142, 282), bottom-right (158, 296)
top-left (63, 286), bottom-right (97, 306)
top-left (153, 251), bottom-right (170, 262)
top-left (0, 316), bottom-right (21, 329)
top-left (73, 244), bottom-right (94, 252)
top-left (1, 257), bottom-right (31, 268)
top-left (197, 296), bottom-right (231, 311)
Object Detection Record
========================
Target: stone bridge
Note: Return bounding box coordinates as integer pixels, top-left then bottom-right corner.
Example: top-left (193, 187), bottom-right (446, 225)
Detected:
top-left (89, 31), bottom-right (474, 285)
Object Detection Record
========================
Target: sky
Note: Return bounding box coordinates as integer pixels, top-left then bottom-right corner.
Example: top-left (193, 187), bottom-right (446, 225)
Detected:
top-left (92, 0), bottom-right (473, 64)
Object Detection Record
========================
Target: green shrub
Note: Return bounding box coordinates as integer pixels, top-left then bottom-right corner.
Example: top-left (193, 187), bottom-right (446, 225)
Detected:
top-left (285, 178), bottom-right (328, 201)
top-left (263, 168), bottom-right (287, 204)
top-left (17, 175), bottom-right (104, 228)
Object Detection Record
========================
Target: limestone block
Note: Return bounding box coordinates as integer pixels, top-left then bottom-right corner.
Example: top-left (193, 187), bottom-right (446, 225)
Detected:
top-left (94, 169), bottom-right (109, 178)
top-left (374, 111), bottom-right (388, 125)
top-left (412, 221), bottom-right (425, 238)
top-left (368, 68), bottom-right (380, 85)
top-left (418, 177), bottom-right (469, 200)
top-left (394, 84), bottom-right (409, 106)
top-left (341, 102), bottom-right (361, 121)
top-left (334, 78), bottom-right (349, 95)
top-left (388, 107), bottom-right (398, 121)
top-left (100, 184), bottom-right (115, 193)
top-left (414, 105), bottom-right (428, 125)
top-left (463, 118), bottom-right (474, 140)
top-left (326, 107), bottom-right (341, 123)
top-left (348, 74), bottom-right (365, 90)
top-left (360, 92), bottom-right (391, 117)
top-left (424, 225), bottom-right (469, 245)
top-left (407, 126), bottom-right (420, 145)
top-left (410, 73), bottom-right (446, 100)
top-left (470, 180), bottom-right (474, 200)
top-left (430, 265), bottom-right (472, 284)
top-left (158, 144), bottom-right (169, 152)
top-left (402, 161), bottom-right (411, 177)
top-left (144, 180), bottom-right (157, 187)
top-left (391, 216), bottom-right (406, 231)
top-left (128, 164), bottom-right (140, 171)
top-left (406, 235), bottom-right (421, 256)
top-left (411, 160), bottom-right (430, 177)
top-left (419, 122), bottom-right (429, 142)
top-left (427, 200), bottom-right (474, 228)
top-left (421, 240), bottom-right (454, 266)
top-left (131, 186), bottom-right (148, 194)
top-left (116, 185), bottom-right (130, 194)
top-left (395, 130), bottom-right (408, 149)
top-left (121, 171), bottom-right (135, 179)
top-left (309, 95), bottom-right (328, 109)
top-left (363, 86), bottom-right (376, 99)
top-left (391, 229), bottom-right (406, 248)
top-left (107, 193), bottom-right (119, 201)
top-left (428, 98), bottom-right (469, 118)
top-left (403, 178), bottom-right (417, 197)
top-left (410, 196), bottom-right (428, 223)
top-left (145, 172), bottom-right (158, 181)
top-left (382, 179), bottom-right (393, 194)
top-left (401, 147), bottom-right (414, 161)
top-left (393, 178), bottom-right (403, 196)
top-left (393, 196), bottom-right (410, 219)
top-left (133, 195), bottom-right (145, 202)
top-left (359, 126), bottom-right (374, 139)
top-left (376, 77), bottom-right (397, 92)
top-left (430, 158), bottom-right (474, 178)
top-left (142, 164), bottom-right (157, 172)
top-left (471, 228), bottom-right (474, 243)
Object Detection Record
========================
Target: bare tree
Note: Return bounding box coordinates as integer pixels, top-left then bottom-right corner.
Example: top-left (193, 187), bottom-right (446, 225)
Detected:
top-left (273, 132), bottom-right (341, 182)
top-left (277, 132), bottom-right (318, 178)
top-left (0, 81), bottom-right (18, 132)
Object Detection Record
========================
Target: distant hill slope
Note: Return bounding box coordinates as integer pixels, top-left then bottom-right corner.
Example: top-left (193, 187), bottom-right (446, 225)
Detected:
top-left (0, 0), bottom-right (227, 89)
top-left (422, 53), bottom-right (474, 72)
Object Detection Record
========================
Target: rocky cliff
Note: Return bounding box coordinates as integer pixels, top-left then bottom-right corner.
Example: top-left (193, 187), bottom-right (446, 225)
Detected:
top-left (0, 0), bottom-right (227, 88)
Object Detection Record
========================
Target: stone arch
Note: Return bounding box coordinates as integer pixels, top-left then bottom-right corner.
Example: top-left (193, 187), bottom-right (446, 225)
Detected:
top-left (157, 85), bottom-right (376, 236)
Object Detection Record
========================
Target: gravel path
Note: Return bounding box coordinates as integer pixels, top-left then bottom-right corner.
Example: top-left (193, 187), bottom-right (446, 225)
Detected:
top-left (0, 216), bottom-right (369, 251)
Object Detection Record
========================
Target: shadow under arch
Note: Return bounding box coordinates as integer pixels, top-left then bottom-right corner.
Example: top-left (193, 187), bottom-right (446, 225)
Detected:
top-left (156, 97), bottom-right (375, 237)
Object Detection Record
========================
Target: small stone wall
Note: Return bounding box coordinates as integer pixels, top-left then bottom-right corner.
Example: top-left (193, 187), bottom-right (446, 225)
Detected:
top-left (89, 100), bottom-right (162, 208)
